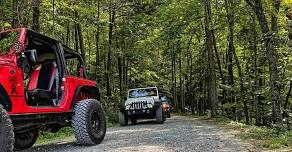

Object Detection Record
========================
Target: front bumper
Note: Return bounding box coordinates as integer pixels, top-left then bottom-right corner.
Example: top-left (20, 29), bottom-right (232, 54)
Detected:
top-left (127, 108), bottom-right (155, 115)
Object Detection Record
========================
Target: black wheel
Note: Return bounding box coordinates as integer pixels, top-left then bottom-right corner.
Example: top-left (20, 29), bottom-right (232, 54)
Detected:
top-left (156, 107), bottom-right (164, 124)
top-left (14, 130), bottom-right (38, 151)
top-left (72, 99), bottom-right (106, 145)
top-left (119, 111), bottom-right (128, 127)
top-left (0, 105), bottom-right (14, 152)
top-left (130, 117), bottom-right (137, 125)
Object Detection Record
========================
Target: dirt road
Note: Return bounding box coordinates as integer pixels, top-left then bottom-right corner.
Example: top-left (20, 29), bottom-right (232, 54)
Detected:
top-left (22, 116), bottom-right (256, 152)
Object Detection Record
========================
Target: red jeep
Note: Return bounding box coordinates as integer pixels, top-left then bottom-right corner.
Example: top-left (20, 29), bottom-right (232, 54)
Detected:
top-left (0, 28), bottom-right (106, 151)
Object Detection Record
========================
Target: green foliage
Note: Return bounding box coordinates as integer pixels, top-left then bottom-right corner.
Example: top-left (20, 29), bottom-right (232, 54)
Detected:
top-left (36, 127), bottom-right (73, 144)
top-left (190, 114), bottom-right (292, 150)
top-left (0, 31), bottom-right (19, 53)
top-left (242, 126), bottom-right (292, 149)
top-left (1, 0), bottom-right (292, 148)
top-left (101, 91), bottom-right (121, 126)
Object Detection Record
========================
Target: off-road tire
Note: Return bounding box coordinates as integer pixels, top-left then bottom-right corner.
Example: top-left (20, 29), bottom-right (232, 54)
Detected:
top-left (130, 117), bottom-right (137, 125)
top-left (14, 130), bottom-right (38, 151)
top-left (156, 107), bottom-right (164, 124)
top-left (0, 105), bottom-right (14, 152)
top-left (72, 99), bottom-right (106, 145)
top-left (119, 111), bottom-right (128, 127)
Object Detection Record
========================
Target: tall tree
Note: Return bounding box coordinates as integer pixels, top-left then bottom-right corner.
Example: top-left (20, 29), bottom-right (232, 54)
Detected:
top-left (204, 0), bottom-right (218, 116)
top-left (77, 24), bottom-right (85, 61)
top-left (285, 6), bottom-right (292, 111)
top-left (106, 0), bottom-right (115, 96)
top-left (32, 0), bottom-right (41, 32)
top-left (245, 0), bottom-right (282, 123)
top-left (179, 50), bottom-right (184, 112)
top-left (12, 0), bottom-right (20, 28)
top-left (95, 0), bottom-right (101, 79)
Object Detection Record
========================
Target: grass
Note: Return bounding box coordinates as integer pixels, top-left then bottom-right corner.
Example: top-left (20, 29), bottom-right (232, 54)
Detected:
top-left (37, 127), bottom-right (74, 144)
top-left (178, 113), bottom-right (292, 150)
top-left (240, 126), bottom-right (292, 149)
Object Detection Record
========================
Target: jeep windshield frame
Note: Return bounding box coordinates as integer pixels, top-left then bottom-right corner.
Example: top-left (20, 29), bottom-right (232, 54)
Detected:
top-left (128, 87), bottom-right (158, 98)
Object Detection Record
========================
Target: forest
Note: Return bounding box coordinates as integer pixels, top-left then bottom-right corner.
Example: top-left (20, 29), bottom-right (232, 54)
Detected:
top-left (1, 0), bottom-right (292, 128)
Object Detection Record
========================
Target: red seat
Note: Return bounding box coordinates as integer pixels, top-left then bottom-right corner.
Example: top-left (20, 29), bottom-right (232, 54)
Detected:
top-left (27, 62), bottom-right (57, 100)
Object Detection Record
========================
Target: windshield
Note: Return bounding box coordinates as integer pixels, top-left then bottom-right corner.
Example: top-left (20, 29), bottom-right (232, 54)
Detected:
top-left (129, 88), bottom-right (158, 98)
top-left (0, 31), bottom-right (20, 54)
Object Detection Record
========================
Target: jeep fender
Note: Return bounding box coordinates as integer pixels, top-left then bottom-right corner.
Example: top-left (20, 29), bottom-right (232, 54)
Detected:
top-left (0, 83), bottom-right (12, 111)
top-left (70, 86), bottom-right (100, 109)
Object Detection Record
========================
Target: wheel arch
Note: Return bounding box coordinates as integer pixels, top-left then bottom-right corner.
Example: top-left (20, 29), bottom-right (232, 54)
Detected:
top-left (70, 85), bottom-right (101, 109)
top-left (0, 83), bottom-right (12, 111)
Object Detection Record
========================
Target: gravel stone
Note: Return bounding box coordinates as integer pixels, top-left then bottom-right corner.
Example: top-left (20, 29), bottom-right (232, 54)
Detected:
top-left (22, 116), bottom-right (257, 152)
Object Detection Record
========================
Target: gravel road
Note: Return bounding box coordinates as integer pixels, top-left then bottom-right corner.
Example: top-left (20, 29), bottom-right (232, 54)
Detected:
top-left (22, 116), bottom-right (256, 152)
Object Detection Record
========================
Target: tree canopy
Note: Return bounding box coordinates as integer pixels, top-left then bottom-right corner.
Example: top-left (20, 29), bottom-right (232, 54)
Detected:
top-left (1, 0), bottom-right (292, 126)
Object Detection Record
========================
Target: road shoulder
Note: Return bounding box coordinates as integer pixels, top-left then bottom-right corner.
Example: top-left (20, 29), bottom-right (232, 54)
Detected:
top-left (179, 113), bottom-right (292, 152)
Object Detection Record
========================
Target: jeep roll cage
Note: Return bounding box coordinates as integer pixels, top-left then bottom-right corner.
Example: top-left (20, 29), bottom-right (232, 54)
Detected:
top-left (26, 29), bottom-right (87, 78)
top-left (62, 46), bottom-right (88, 78)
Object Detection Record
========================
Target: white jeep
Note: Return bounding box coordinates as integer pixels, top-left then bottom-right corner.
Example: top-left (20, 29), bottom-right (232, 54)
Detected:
top-left (119, 87), bottom-right (166, 126)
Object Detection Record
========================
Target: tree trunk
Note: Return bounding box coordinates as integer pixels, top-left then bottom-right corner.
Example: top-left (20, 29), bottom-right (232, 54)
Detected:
top-left (118, 55), bottom-right (123, 96)
top-left (245, 0), bottom-right (282, 123)
top-left (95, 0), bottom-right (101, 79)
top-left (211, 19), bottom-right (225, 85)
top-left (171, 42), bottom-right (177, 111)
top-left (251, 13), bottom-right (261, 125)
top-left (174, 46), bottom-right (178, 112)
top-left (204, 0), bottom-right (218, 116)
top-left (106, 0), bottom-right (115, 96)
top-left (74, 25), bottom-right (79, 52)
top-left (12, 0), bottom-right (20, 28)
top-left (186, 35), bottom-right (194, 113)
top-left (233, 48), bottom-right (249, 124)
top-left (225, 0), bottom-right (235, 120)
top-left (124, 58), bottom-right (128, 90)
top-left (86, 30), bottom-right (92, 64)
top-left (225, 0), bottom-right (235, 119)
top-left (77, 24), bottom-right (85, 62)
top-left (284, 6), bottom-right (292, 111)
top-left (0, 0), bottom-right (4, 30)
top-left (52, 0), bottom-right (55, 35)
top-left (179, 51), bottom-right (183, 112)
top-left (32, 0), bottom-right (40, 32)
top-left (65, 23), bottom-right (70, 46)
top-left (285, 81), bottom-right (292, 110)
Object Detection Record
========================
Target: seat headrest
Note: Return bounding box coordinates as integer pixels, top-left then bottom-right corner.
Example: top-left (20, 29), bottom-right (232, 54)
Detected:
top-left (25, 49), bottom-right (38, 66)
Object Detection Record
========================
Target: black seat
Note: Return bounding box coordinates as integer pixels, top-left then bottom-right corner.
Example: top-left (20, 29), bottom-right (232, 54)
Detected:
top-left (28, 62), bottom-right (57, 101)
